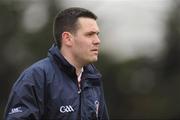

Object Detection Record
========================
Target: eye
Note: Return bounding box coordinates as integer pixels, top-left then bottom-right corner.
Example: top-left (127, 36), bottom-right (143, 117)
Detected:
top-left (86, 32), bottom-right (99, 37)
top-left (87, 32), bottom-right (94, 36)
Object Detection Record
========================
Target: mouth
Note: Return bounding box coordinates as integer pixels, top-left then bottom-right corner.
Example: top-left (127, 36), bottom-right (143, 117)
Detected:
top-left (91, 49), bottom-right (99, 54)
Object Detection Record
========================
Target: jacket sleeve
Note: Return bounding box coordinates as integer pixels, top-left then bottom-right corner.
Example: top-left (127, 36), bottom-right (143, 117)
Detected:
top-left (4, 67), bottom-right (45, 120)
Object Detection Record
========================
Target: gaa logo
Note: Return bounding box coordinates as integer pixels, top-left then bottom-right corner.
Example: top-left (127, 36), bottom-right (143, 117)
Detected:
top-left (60, 105), bottom-right (74, 113)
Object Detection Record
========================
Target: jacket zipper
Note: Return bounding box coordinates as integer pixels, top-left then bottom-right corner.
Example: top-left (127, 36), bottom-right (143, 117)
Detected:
top-left (76, 76), bottom-right (82, 120)
top-left (79, 89), bottom-right (82, 120)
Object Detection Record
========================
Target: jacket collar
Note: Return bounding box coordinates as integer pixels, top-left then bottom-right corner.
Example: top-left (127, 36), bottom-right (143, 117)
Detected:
top-left (48, 44), bottom-right (102, 80)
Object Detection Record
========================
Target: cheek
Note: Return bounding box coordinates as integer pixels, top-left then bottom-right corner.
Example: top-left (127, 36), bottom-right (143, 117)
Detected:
top-left (76, 41), bottom-right (90, 51)
top-left (74, 38), bottom-right (91, 54)
top-left (74, 44), bottom-right (87, 55)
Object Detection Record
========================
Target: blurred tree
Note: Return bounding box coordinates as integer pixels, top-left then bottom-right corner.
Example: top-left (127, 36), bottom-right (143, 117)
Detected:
top-left (157, 0), bottom-right (180, 119)
top-left (0, 1), bottom-right (21, 118)
top-left (161, 0), bottom-right (180, 76)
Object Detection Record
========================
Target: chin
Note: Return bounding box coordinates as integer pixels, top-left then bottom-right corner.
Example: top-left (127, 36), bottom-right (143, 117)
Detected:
top-left (91, 57), bottom-right (98, 62)
top-left (86, 56), bottom-right (98, 64)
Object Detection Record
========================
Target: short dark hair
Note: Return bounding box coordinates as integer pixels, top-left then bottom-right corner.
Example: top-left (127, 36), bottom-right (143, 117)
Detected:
top-left (53, 7), bottom-right (97, 48)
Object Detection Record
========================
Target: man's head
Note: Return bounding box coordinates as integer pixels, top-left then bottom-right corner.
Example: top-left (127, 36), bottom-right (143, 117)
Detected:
top-left (53, 7), bottom-right (97, 49)
top-left (53, 7), bottom-right (100, 66)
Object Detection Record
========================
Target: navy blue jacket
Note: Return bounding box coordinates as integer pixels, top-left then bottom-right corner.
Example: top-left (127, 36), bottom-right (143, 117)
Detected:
top-left (4, 45), bottom-right (109, 120)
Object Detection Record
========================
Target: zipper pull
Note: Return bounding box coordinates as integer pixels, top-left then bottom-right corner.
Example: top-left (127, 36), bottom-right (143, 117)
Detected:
top-left (95, 100), bottom-right (99, 118)
top-left (78, 88), bottom-right (81, 94)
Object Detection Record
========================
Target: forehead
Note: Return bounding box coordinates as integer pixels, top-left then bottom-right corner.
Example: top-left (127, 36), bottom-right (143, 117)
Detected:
top-left (76, 17), bottom-right (99, 32)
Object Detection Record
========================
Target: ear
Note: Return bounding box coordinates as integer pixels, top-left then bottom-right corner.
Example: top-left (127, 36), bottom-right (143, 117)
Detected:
top-left (62, 32), bottom-right (73, 46)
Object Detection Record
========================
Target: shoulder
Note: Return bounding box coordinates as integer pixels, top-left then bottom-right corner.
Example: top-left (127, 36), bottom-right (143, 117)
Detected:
top-left (13, 58), bottom-right (52, 88)
top-left (10, 58), bottom-right (52, 98)
top-left (25, 57), bottom-right (56, 75)
top-left (23, 58), bottom-right (50, 77)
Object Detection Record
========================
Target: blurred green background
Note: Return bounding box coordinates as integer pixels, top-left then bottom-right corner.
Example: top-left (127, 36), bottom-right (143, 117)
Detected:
top-left (1, 0), bottom-right (180, 119)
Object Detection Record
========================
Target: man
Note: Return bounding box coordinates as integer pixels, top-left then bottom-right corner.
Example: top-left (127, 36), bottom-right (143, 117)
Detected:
top-left (4, 7), bottom-right (109, 120)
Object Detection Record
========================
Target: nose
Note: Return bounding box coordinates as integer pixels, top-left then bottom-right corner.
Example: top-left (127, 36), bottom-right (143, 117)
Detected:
top-left (93, 35), bottom-right (101, 45)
